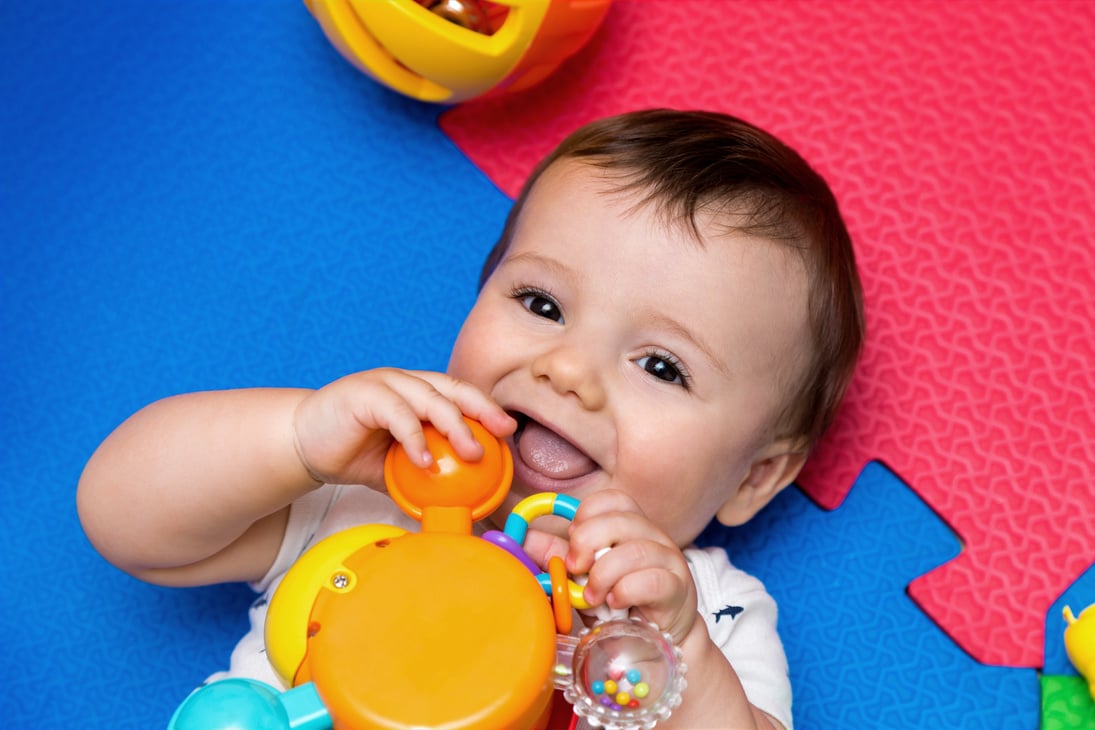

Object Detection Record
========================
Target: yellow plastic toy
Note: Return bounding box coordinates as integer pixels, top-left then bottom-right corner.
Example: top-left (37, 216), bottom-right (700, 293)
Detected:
top-left (1063, 603), bottom-right (1095, 700)
top-left (303, 0), bottom-right (613, 103)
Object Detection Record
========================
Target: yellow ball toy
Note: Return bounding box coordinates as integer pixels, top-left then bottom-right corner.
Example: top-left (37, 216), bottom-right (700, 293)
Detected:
top-left (304, 0), bottom-right (612, 103)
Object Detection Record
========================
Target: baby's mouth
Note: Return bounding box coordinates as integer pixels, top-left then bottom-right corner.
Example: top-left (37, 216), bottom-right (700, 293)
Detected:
top-left (510, 413), bottom-right (597, 481)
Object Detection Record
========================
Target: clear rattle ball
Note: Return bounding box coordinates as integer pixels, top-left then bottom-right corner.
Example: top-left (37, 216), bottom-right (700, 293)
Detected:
top-left (564, 618), bottom-right (687, 730)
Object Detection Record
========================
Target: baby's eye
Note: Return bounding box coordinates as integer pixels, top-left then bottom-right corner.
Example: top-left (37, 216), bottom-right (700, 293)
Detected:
top-left (635, 352), bottom-right (690, 388)
top-left (514, 288), bottom-right (564, 323)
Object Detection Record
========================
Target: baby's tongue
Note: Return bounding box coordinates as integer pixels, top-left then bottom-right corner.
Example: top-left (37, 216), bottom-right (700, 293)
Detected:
top-left (517, 421), bottom-right (595, 479)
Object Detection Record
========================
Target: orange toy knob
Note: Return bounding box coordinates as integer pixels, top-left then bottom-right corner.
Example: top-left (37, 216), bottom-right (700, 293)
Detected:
top-left (384, 417), bottom-right (512, 534)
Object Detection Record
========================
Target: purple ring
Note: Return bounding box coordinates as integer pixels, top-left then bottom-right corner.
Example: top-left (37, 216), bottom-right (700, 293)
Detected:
top-left (482, 530), bottom-right (541, 575)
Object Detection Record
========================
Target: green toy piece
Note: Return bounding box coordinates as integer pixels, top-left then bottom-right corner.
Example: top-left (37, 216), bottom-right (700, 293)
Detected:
top-left (1040, 674), bottom-right (1095, 730)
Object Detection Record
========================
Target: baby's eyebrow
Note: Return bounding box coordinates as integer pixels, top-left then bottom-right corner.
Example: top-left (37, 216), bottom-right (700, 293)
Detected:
top-left (643, 310), bottom-right (731, 378)
top-left (497, 251), bottom-right (578, 280)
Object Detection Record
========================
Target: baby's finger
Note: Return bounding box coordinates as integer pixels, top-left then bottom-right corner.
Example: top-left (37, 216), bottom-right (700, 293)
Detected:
top-left (405, 376), bottom-right (514, 457)
top-left (580, 538), bottom-right (683, 605)
top-left (610, 569), bottom-right (697, 644)
top-left (364, 371), bottom-right (482, 463)
top-left (520, 528), bottom-right (571, 571)
top-left (573, 489), bottom-right (644, 521)
top-left (602, 565), bottom-right (687, 612)
top-left (367, 389), bottom-right (439, 469)
top-left (566, 505), bottom-right (675, 574)
top-left (413, 372), bottom-right (517, 439)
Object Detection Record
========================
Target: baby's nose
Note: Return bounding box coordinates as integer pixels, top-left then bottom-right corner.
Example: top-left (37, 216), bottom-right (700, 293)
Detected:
top-left (530, 344), bottom-right (607, 410)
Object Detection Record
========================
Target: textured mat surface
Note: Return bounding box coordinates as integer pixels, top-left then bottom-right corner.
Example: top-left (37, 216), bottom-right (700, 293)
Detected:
top-left (1, 3), bottom-right (511, 728)
top-left (699, 462), bottom-right (1038, 729)
top-left (443, 0), bottom-right (1095, 670)
top-left (1, 2), bottom-right (1089, 729)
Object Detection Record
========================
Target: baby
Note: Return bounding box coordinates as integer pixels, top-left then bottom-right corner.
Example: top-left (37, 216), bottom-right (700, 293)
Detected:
top-left (78, 109), bottom-right (864, 730)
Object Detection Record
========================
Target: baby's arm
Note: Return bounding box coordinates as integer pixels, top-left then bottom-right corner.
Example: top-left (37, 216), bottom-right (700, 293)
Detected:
top-left (527, 490), bottom-right (784, 730)
top-left (77, 369), bottom-right (514, 587)
top-left (672, 621), bottom-right (786, 730)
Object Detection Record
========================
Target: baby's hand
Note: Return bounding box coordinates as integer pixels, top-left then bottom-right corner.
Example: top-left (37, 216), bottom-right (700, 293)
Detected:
top-left (528, 490), bottom-right (699, 644)
top-left (292, 368), bottom-right (516, 488)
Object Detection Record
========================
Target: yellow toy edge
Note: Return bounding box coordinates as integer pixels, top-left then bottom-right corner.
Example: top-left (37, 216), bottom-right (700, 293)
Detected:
top-left (265, 523), bottom-right (409, 685)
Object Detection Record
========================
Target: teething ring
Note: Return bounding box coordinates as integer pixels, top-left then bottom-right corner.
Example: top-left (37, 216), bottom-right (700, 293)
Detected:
top-left (504, 493), bottom-right (592, 615)
top-left (503, 492), bottom-right (579, 544)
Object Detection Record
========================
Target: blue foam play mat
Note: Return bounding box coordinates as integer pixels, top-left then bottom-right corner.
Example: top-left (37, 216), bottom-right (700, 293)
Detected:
top-left (1, 3), bottom-right (1075, 729)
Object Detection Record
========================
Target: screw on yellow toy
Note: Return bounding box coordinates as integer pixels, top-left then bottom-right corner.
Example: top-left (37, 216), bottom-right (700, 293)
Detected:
top-left (1063, 603), bottom-right (1095, 700)
top-left (303, 0), bottom-right (612, 103)
top-left (169, 418), bottom-right (685, 730)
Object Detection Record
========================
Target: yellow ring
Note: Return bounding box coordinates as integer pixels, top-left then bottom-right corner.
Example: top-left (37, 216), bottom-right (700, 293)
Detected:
top-left (569, 580), bottom-right (591, 611)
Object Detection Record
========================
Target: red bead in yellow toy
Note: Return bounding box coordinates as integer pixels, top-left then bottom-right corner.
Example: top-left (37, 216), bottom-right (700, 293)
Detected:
top-left (303, 0), bottom-right (613, 103)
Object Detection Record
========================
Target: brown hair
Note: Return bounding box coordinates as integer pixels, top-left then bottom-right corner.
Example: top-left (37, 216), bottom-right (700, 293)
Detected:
top-left (479, 109), bottom-right (864, 447)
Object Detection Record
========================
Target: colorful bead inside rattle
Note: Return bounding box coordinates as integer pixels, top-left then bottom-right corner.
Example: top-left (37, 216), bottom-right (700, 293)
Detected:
top-left (566, 618), bottom-right (687, 730)
top-left (590, 666), bottom-right (650, 710)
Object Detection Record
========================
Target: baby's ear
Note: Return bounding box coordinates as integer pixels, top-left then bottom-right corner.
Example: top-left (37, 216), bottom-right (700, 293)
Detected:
top-left (716, 440), bottom-right (808, 527)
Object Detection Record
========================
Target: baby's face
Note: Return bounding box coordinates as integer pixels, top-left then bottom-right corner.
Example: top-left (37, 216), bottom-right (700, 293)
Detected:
top-left (448, 160), bottom-right (811, 546)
